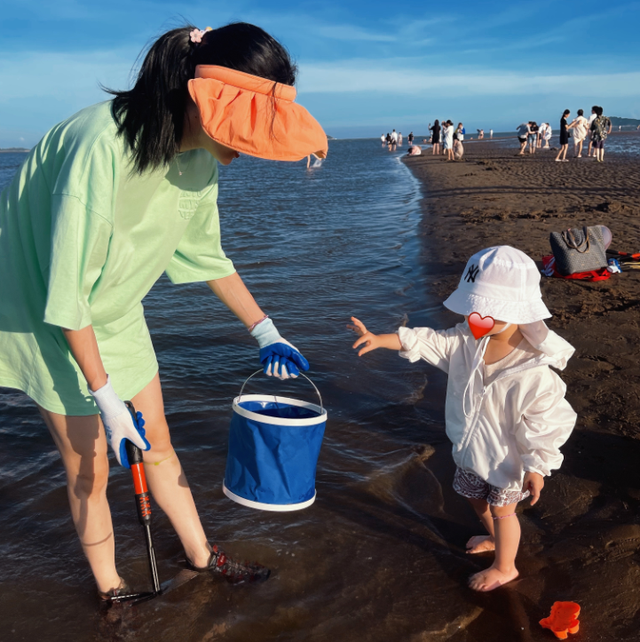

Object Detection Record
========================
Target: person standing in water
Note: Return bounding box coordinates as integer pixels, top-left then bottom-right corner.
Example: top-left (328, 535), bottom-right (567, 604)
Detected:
top-left (349, 246), bottom-right (576, 591)
top-left (0, 22), bottom-right (327, 598)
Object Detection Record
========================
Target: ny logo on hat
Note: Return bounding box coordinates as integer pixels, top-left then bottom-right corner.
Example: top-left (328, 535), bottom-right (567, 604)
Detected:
top-left (464, 265), bottom-right (480, 283)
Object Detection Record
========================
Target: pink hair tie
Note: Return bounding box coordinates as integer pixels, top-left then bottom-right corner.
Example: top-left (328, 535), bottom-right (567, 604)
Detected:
top-left (190, 27), bottom-right (212, 44)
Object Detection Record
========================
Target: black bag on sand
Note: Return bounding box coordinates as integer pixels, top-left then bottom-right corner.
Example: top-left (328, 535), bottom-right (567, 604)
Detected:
top-left (549, 226), bottom-right (608, 275)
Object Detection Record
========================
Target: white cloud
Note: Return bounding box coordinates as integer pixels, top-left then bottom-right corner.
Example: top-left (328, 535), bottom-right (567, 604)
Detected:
top-left (314, 24), bottom-right (396, 42)
top-left (297, 60), bottom-right (640, 98)
top-left (0, 48), bottom-right (137, 104)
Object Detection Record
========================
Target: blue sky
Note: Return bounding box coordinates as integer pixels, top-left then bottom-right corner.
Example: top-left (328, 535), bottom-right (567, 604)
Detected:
top-left (1, 0), bottom-right (639, 146)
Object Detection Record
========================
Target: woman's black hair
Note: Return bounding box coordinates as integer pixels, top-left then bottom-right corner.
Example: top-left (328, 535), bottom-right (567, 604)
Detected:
top-left (106, 23), bottom-right (297, 173)
top-left (577, 109), bottom-right (584, 116)
top-left (563, 109), bottom-right (571, 116)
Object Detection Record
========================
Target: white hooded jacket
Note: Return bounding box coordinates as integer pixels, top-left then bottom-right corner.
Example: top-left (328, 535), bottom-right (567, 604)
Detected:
top-left (398, 322), bottom-right (577, 492)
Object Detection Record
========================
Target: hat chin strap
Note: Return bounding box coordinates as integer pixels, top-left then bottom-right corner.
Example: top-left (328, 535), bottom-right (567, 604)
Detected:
top-left (492, 322), bottom-right (512, 335)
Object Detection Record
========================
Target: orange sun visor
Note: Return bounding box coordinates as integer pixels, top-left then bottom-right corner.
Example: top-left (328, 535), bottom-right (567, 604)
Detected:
top-left (188, 65), bottom-right (328, 162)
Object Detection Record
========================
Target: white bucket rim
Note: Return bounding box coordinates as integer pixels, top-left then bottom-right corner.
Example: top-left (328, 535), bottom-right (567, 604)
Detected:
top-left (233, 394), bottom-right (327, 426)
top-left (223, 481), bottom-right (316, 512)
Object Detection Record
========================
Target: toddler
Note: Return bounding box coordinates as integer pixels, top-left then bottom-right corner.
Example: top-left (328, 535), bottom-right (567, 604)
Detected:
top-left (349, 246), bottom-right (577, 592)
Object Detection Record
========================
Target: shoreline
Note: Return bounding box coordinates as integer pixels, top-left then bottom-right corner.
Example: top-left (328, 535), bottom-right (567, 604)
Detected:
top-left (403, 141), bottom-right (640, 639)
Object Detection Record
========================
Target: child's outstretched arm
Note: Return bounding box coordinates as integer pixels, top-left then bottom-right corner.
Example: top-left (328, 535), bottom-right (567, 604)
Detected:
top-left (348, 317), bottom-right (402, 356)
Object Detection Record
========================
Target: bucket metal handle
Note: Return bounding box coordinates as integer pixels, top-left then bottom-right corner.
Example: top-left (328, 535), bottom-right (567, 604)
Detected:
top-left (238, 370), bottom-right (324, 411)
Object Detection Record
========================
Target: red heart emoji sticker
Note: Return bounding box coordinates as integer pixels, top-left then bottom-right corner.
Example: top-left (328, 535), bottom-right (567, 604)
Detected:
top-left (468, 312), bottom-right (495, 340)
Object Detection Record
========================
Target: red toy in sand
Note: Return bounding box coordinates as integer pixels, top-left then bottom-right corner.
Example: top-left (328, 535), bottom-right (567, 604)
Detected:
top-left (539, 601), bottom-right (581, 639)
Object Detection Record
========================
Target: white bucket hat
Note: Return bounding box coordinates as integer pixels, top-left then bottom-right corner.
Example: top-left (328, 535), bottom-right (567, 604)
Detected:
top-left (443, 246), bottom-right (551, 324)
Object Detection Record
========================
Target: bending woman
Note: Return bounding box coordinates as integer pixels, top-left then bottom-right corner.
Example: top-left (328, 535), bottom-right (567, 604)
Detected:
top-left (0, 23), bottom-right (327, 598)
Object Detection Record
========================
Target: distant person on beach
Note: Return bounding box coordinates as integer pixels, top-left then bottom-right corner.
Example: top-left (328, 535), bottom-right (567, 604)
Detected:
top-left (586, 106), bottom-right (597, 157)
top-left (568, 109), bottom-right (588, 158)
top-left (454, 122), bottom-right (465, 160)
top-left (443, 121), bottom-right (454, 161)
top-left (555, 109), bottom-right (571, 162)
top-left (0, 22), bottom-right (326, 599)
top-left (542, 123), bottom-right (552, 148)
top-left (527, 122), bottom-right (539, 154)
top-left (490, 129), bottom-right (493, 138)
top-left (398, 132), bottom-right (403, 144)
top-left (430, 120), bottom-right (441, 155)
top-left (381, 134), bottom-right (386, 144)
top-left (590, 106), bottom-right (612, 162)
top-left (477, 129), bottom-right (484, 139)
top-left (391, 129), bottom-right (398, 144)
top-left (407, 145), bottom-right (422, 156)
top-left (349, 246), bottom-right (576, 592)
top-left (408, 132), bottom-right (414, 145)
top-left (516, 123), bottom-right (530, 154)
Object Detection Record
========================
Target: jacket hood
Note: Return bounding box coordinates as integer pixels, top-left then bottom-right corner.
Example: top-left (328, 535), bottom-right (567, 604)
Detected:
top-left (519, 320), bottom-right (575, 371)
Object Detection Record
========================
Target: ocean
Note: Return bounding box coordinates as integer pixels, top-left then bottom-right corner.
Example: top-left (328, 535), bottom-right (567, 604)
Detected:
top-left (1, 141), bottom-right (477, 642)
top-left (3, 129), bottom-right (639, 640)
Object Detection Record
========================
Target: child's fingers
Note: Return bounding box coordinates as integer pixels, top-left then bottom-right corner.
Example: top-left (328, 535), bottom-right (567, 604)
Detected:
top-left (352, 335), bottom-right (369, 350)
top-left (357, 342), bottom-right (375, 357)
top-left (350, 316), bottom-right (367, 334)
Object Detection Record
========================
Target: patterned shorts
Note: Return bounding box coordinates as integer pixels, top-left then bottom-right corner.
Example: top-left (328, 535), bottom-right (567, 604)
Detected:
top-left (453, 468), bottom-right (530, 507)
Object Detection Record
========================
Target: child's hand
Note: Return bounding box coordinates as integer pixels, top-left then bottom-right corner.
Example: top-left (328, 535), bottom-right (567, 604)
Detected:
top-left (348, 317), bottom-right (378, 356)
top-left (522, 471), bottom-right (544, 505)
top-left (348, 317), bottom-right (403, 355)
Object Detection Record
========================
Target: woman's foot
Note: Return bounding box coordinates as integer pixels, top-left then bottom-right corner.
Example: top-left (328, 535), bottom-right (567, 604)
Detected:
top-left (466, 535), bottom-right (495, 554)
top-left (468, 565), bottom-right (519, 592)
top-left (98, 578), bottom-right (131, 601)
top-left (188, 544), bottom-right (270, 585)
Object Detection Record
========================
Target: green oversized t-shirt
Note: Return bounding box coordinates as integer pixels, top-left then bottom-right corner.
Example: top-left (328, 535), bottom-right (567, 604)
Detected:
top-left (0, 101), bottom-right (236, 414)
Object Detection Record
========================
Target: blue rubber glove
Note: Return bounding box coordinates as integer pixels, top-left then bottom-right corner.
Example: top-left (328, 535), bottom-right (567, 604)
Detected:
top-left (89, 376), bottom-right (151, 468)
top-left (250, 318), bottom-right (309, 379)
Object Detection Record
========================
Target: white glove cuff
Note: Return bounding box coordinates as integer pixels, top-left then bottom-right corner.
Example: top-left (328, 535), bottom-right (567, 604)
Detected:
top-left (89, 375), bottom-right (124, 420)
top-left (250, 317), bottom-right (282, 348)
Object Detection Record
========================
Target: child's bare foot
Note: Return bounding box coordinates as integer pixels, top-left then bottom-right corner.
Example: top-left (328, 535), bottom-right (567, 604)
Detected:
top-left (465, 535), bottom-right (495, 554)
top-left (468, 565), bottom-right (519, 592)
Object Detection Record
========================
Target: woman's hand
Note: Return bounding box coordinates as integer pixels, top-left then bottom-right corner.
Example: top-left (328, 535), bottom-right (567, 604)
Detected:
top-left (348, 316), bottom-right (402, 356)
top-left (522, 471), bottom-right (544, 505)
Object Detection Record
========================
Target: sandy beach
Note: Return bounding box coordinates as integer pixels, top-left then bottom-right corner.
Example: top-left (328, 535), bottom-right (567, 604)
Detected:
top-left (404, 136), bottom-right (640, 640)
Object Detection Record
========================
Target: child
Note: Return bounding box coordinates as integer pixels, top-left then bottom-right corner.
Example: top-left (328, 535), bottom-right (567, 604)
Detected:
top-left (349, 246), bottom-right (577, 592)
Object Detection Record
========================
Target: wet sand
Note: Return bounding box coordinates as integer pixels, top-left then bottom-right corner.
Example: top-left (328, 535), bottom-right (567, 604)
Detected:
top-left (403, 137), bottom-right (640, 641)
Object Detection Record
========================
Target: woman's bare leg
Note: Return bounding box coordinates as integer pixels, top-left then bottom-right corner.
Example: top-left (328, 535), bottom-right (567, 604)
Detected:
top-left (131, 374), bottom-right (211, 568)
top-left (38, 406), bottom-right (122, 594)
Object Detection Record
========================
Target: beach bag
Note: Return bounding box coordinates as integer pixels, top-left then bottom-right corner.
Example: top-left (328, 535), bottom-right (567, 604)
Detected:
top-left (223, 371), bottom-right (327, 511)
top-left (541, 255), bottom-right (611, 282)
top-left (549, 226), bottom-right (608, 276)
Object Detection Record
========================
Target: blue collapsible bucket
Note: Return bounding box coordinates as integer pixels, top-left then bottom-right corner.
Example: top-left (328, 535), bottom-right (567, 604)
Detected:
top-left (223, 371), bottom-right (327, 511)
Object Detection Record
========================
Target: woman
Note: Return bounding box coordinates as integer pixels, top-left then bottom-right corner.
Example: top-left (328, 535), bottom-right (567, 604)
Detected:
top-left (0, 23), bottom-right (327, 598)
top-left (568, 109), bottom-right (588, 158)
top-left (555, 109), bottom-right (570, 162)
top-left (429, 120), bottom-right (441, 155)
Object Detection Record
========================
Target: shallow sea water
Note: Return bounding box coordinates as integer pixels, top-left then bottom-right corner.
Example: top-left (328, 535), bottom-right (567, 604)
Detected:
top-left (0, 139), bottom-right (556, 642)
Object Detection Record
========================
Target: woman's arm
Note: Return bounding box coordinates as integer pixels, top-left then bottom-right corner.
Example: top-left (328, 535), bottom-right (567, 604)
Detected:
top-left (207, 271), bottom-right (266, 328)
top-left (63, 326), bottom-right (108, 391)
